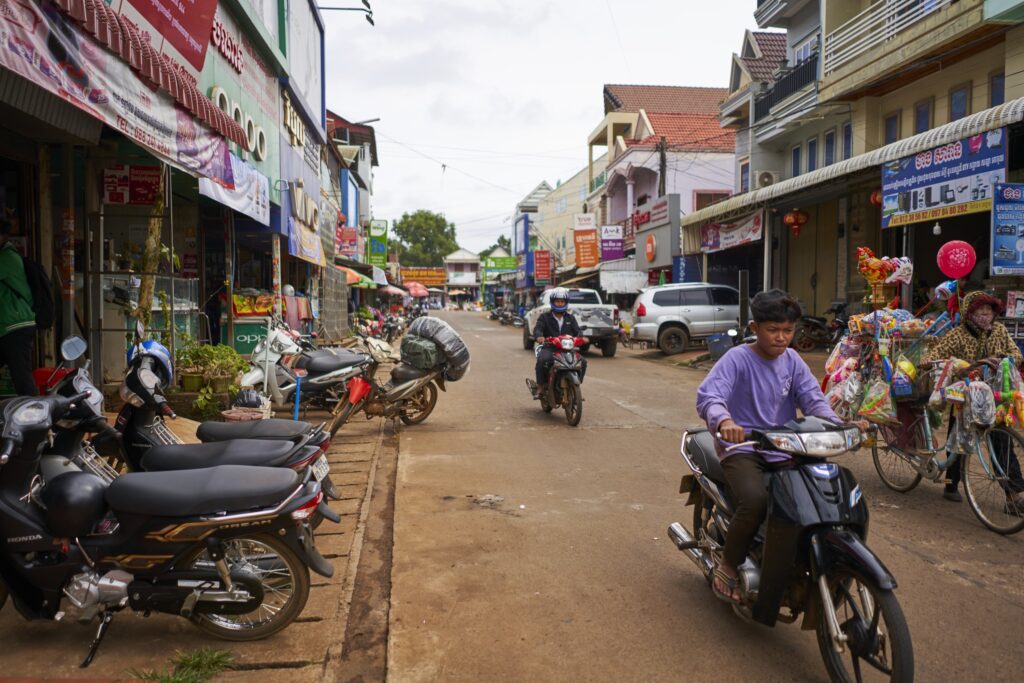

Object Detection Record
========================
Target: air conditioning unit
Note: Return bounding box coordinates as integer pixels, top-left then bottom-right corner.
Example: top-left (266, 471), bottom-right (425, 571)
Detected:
top-left (755, 170), bottom-right (780, 189)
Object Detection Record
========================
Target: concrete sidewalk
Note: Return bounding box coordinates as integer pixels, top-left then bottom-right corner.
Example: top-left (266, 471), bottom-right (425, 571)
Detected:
top-left (0, 415), bottom-right (396, 682)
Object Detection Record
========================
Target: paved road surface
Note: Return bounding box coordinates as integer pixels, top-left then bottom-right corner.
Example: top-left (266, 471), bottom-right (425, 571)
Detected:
top-left (388, 311), bottom-right (1024, 682)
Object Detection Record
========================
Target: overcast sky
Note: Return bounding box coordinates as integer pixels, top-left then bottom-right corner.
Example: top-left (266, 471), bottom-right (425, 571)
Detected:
top-left (321, 0), bottom-right (759, 253)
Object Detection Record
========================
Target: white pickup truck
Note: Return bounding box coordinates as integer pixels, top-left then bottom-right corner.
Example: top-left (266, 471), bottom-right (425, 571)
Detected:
top-left (523, 288), bottom-right (620, 357)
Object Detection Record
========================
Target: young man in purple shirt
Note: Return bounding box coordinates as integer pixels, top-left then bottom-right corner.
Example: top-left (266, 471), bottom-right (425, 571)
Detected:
top-left (696, 289), bottom-right (846, 603)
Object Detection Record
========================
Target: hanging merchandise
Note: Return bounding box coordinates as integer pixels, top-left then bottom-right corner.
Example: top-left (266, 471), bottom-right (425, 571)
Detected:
top-left (936, 240), bottom-right (977, 279)
top-left (859, 379), bottom-right (898, 424)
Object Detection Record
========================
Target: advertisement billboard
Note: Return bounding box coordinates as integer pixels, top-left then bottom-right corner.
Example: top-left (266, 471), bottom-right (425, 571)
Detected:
top-left (400, 267), bottom-right (447, 286)
top-left (600, 225), bottom-right (624, 261)
top-left (574, 226), bottom-right (599, 268)
top-left (992, 183), bottom-right (1024, 276)
top-left (700, 211), bottom-right (764, 253)
top-left (367, 220), bottom-right (389, 267)
top-left (534, 250), bottom-right (552, 285)
top-left (881, 129), bottom-right (1006, 229)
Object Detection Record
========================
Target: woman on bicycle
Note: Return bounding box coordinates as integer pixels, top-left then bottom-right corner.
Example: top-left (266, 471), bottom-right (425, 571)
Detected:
top-left (925, 290), bottom-right (1024, 509)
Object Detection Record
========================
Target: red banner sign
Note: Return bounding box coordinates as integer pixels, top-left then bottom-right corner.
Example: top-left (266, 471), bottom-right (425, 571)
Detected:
top-left (574, 228), bottom-right (599, 268)
top-left (124, 0), bottom-right (218, 72)
top-left (534, 250), bottom-right (552, 284)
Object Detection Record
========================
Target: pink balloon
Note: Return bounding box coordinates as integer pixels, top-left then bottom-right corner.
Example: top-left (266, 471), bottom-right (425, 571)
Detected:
top-left (936, 240), bottom-right (977, 279)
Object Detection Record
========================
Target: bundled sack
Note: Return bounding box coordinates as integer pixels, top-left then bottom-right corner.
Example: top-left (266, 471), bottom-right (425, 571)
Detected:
top-left (408, 316), bottom-right (472, 381)
top-left (401, 334), bottom-right (441, 371)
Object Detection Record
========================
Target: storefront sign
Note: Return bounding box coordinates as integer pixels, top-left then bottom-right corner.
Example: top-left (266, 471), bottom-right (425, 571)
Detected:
top-left (700, 211), bottom-right (764, 253)
top-left (335, 213), bottom-right (360, 259)
top-left (574, 225), bottom-right (599, 268)
top-left (368, 219), bottom-right (388, 268)
top-left (673, 255), bottom-right (702, 283)
top-left (209, 87), bottom-right (268, 161)
top-left (199, 154), bottom-right (270, 226)
top-left (211, 17), bottom-right (244, 74)
top-left (650, 197), bottom-right (672, 228)
top-left (573, 213), bottom-right (596, 230)
top-left (645, 235), bottom-right (657, 262)
top-left (991, 183), bottom-right (1024, 276)
top-left (400, 267), bottom-right (447, 286)
top-left (632, 210), bottom-right (652, 229)
top-left (534, 250), bottom-right (552, 285)
top-left (635, 196), bottom-right (681, 272)
top-left (600, 225), bottom-right (624, 261)
top-left (2, 5), bottom-right (233, 184)
top-left (881, 129), bottom-right (1007, 229)
top-left (289, 182), bottom-right (320, 230)
top-left (283, 91), bottom-right (307, 149)
top-left (122, 0), bottom-right (218, 72)
top-left (103, 165), bottom-right (162, 205)
top-left (483, 256), bottom-right (516, 272)
top-left (448, 271), bottom-right (478, 286)
top-left (600, 270), bottom-right (647, 294)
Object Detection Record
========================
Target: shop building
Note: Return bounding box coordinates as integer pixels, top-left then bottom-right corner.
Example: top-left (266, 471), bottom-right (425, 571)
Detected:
top-left (444, 248), bottom-right (482, 302)
top-left (513, 181), bottom-right (553, 305)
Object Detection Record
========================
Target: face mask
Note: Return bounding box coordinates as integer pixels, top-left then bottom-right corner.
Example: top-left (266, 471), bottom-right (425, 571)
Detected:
top-left (969, 308), bottom-right (995, 331)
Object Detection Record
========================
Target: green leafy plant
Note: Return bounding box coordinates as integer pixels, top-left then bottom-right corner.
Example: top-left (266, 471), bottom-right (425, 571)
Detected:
top-left (193, 385), bottom-right (222, 422)
top-left (129, 647), bottom-right (233, 683)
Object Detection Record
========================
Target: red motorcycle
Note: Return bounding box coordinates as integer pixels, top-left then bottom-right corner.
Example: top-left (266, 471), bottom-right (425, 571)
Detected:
top-left (526, 335), bottom-right (587, 426)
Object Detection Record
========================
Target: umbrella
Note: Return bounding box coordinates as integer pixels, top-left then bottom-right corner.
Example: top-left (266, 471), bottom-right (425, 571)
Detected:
top-left (337, 266), bottom-right (376, 288)
top-left (380, 284), bottom-right (407, 297)
top-left (448, 289), bottom-right (468, 296)
top-left (405, 282), bottom-right (429, 297)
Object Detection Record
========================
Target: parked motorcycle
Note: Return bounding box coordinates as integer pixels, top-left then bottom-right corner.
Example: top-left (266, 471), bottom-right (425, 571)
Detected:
top-left (0, 390), bottom-right (332, 667)
top-left (668, 417), bottom-right (913, 682)
top-left (525, 335), bottom-right (586, 426)
top-left (793, 302), bottom-right (850, 352)
top-left (240, 315), bottom-right (368, 413)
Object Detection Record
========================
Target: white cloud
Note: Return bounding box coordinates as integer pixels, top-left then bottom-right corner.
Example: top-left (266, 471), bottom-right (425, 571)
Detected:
top-left (322, 0), bottom-right (757, 252)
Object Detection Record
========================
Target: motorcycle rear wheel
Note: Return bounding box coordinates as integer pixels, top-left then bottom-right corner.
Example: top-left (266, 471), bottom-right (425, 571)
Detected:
top-left (815, 570), bottom-right (913, 683)
top-left (400, 382), bottom-right (438, 425)
top-left (564, 382), bottom-right (582, 427)
top-left (178, 533), bottom-right (310, 641)
top-left (792, 327), bottom-right (818, 352)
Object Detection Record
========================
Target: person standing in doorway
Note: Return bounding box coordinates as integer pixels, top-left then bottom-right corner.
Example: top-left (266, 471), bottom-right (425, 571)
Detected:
top-left (0, 220), bottom-right (37, 395)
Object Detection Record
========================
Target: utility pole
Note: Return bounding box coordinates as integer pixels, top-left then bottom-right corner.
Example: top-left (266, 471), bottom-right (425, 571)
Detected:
top-left (657, 136), bottom-right (667, 198)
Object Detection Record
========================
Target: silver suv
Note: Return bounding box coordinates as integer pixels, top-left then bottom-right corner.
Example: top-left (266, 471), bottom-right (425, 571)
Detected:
top-left (631, 283), bottom-right (741, 355)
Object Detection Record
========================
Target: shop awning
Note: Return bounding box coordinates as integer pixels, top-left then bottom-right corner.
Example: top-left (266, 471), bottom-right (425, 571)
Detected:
top-left (428, 287), bottom-right (446, 293)
top-left (335, 256), bottom-right (373, 275)
top-left (559, 272), bottom-right (600, 287)
top-left (371, 266), bottom-right (389, 286)
top-left (337, 266), bottom-right (376, 288)
top-left (448, 289), bottom-right (469, 296)
top-left (681, 96), bottom-right (1024, 229)
top-left (405, 282), bottom-right (429, 297)
top-left (380, 284), bottom-right (407, 297)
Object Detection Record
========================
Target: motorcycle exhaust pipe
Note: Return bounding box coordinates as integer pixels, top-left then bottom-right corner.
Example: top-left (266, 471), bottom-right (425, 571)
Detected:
top-left (667, 522), bottom-right (703, 565)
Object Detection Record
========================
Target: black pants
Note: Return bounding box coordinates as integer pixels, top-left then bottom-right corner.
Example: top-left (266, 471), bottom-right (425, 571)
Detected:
top-left (0, 327), bottom-right (37, 396)
top-left (947, 415), bottom-right (1024, 493)
top-left (721, 453), bottom-right (786, 568)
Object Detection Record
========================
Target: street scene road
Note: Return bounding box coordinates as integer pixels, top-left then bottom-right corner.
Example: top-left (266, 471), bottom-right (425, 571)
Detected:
top-left (388, 312), bottom-right (1024, 682)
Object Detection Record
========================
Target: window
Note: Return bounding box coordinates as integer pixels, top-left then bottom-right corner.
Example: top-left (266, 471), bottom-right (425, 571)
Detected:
top-left (740, 161), bottom-right (750, 194)
top-left (791, 145), bottom-right (802, 177)
top-left (793, 34), bottom-right (819, 64)
top-left (680, 289), bottom-right (710, 306)
top-left (884, 113), bottom-right (900, 144)
top-left (695, 191), bottom-right (731, 210)
top-left (842, 122), bottom-right (852, 159)
top-left (950, 83), bottom-right (971, 121)
top-left (566, 290), bottom-right (600, 304)
top-left (991, 72), bottom-right (1005, 107)
top-left (824, 130), bottom-right (835, 166)
top-left (914, 99), bottom-right (931, 134)
top-left (554, 197), bottom-right (568, 214)
top-left (807, 137), bottom-right (818, 172)
top-left (653, 290), bottom-right (680, 307)
top-left (710, 287), bottom-right (739, 306)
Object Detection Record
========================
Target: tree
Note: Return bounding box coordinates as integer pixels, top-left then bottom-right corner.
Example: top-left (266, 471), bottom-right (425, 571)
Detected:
top-left (479, 234), bottom-right (511, 260)
top-left (392, 210), bottom-right (459, 266)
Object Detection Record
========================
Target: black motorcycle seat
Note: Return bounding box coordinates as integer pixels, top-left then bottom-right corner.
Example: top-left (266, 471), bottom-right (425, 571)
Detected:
top-left (686, 429), bottom-right (727, 484)
top-left (141, 439), bottom-right (295, 472)
top-left (107, 465), bottom-right (300, 516)
top-left (391, 363), bottom-right (430, 384)
top-left (197, 419), bottom-right (311, 443)
top-left (294, 351), bottom-right (366, 374)
top-left (804, 316), bottom-right (827, 323)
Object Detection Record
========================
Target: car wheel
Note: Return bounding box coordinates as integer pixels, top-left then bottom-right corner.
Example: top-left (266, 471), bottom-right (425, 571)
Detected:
top-left (658, 326), bottom-right (689, 355)
top-left (601, 338), bottom-right (618, 357)
top-left (523, 327), bottom-right (534, 351)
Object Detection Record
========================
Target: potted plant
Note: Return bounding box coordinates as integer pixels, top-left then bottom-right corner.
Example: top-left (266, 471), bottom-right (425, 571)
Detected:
top-left (207, 344), bottom-right (249, 393)
top-left (175, 338), bottom-right (205, 392)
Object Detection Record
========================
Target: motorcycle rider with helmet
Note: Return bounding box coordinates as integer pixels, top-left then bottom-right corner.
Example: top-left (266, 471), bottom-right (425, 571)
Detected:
top-left (532, 287), bottom-right (585, 399)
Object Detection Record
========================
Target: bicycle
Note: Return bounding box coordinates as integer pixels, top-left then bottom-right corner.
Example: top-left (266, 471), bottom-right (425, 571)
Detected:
top-left (871, 360), bottom-right (1024, 535)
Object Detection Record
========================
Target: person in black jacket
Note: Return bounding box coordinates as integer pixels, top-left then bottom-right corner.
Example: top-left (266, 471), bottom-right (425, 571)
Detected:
top-left (532, 288), bottom-right (585, 398)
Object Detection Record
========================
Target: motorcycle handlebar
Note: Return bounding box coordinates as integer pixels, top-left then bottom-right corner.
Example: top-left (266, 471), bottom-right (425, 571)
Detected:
top-left (0, 439), bottom-right (14, 463)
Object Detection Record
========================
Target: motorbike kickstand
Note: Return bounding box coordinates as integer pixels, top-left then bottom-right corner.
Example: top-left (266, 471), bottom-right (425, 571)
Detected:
top-left (80, 611), bottom-right (115, 668)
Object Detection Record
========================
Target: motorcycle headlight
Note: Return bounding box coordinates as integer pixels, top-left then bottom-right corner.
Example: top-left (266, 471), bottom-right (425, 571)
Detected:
top-left (763, 432), bottom-right (805, 454)
top-left (12, 400), bottom-right (49, 427)
top-left (798, 431), bottom-right (850, 457)
top-left (560, 338), bottom-right (575, 350)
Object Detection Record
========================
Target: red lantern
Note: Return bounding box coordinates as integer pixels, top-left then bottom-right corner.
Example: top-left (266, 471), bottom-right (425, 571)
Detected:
top-left (783, 209), bottom-right (809, 237)
top-left (870, 190), bottom-right (883, 207)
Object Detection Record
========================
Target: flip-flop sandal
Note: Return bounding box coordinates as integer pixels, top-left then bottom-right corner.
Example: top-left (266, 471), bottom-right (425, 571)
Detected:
top-left (712, 566), bottom-right (740, 604)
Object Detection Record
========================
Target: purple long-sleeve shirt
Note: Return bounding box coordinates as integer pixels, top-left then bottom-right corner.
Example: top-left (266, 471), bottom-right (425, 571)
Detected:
top-left (696, 344), bottom-right (839, 462)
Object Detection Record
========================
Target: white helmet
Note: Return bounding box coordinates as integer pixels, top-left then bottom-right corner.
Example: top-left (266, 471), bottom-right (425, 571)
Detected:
top-left (282, 284), bottom-right (295, 296)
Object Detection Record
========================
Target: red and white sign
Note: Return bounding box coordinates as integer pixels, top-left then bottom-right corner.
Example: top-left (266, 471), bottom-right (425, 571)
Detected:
top-left (212, 17), bottom-right (244, 74)
top-left (122, 0), bottom-right (219, 73)
top-left (103, 166), bottom-right (162, 205)
top-left (574, 226), bottom-right (599, 269)
top-left (700, 211), bottom-right (764, 253)
top-left (534, 250), bottom-right (552, 283)
top-left (645, 235), bottom-right (657, 263)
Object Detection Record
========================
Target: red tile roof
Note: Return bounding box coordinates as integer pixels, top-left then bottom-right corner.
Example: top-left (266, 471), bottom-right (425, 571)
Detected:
top-left (604, 85), bottom-right (729, 115)
top-left (629, 113), bottom-right (735, 152)
top-left (740, 32), bottom-right (787, 81)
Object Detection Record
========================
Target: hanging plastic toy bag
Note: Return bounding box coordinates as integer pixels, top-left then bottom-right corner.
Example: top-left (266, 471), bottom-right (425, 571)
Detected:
top-left (928, 358), bottom-right (969, 408)
top-left (859, 379), bottom-right (898, 424)
top-left (964, 381), bottom-right (996, 427)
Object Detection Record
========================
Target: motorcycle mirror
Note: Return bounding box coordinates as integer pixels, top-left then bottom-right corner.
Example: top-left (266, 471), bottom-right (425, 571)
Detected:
top-left (135, 319), bottom-right (145, 342)
top-left (60, 336), bottom-right (88, 363)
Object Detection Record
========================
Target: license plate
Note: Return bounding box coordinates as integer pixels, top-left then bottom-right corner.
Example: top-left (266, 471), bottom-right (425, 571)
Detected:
top-left (312, 455), bottom-right (330, 482)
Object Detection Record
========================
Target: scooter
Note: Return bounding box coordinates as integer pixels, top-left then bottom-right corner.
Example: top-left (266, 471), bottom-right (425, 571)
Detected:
top-left (793, 302), bottom-right (850, 352)
top-left (669, 417), bottom-right (913, 683)
top-left (525, 335), bottom-right (586, 427)
top-left (0, 390), bottom-right (332, 667)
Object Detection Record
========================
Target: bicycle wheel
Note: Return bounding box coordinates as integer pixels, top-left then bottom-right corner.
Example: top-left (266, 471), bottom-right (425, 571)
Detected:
top-left (871, 429), bottom-right (922, 493)
top-left (816, 570), bottom-right (914, 683)
top-left (963, 426), bottom-right (1024, 535)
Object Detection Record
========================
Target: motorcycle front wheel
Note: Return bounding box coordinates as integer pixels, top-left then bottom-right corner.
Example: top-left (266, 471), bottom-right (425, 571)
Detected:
top-left (564, 381), bottom-right (582, 427)
top-left (178, 533), bottom-right (310, 641)
top-left (815, 570), bottom-right (913, 683)
top-left (400, 382), bottom-right (438, 425)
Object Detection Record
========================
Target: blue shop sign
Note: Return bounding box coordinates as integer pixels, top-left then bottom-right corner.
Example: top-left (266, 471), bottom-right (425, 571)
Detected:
top-left (881, 129), bottom-right (1006, 229)
top-left (991, 183), bottom-right (1024, 277)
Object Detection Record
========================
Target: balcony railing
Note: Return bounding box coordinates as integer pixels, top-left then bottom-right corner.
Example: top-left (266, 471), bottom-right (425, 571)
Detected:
top-left (752, 54), bottom-right (818, 122)
top-left (590, 171), bottom-right (606, 194)
top-left (823, 0), bottom-right (954, 76)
